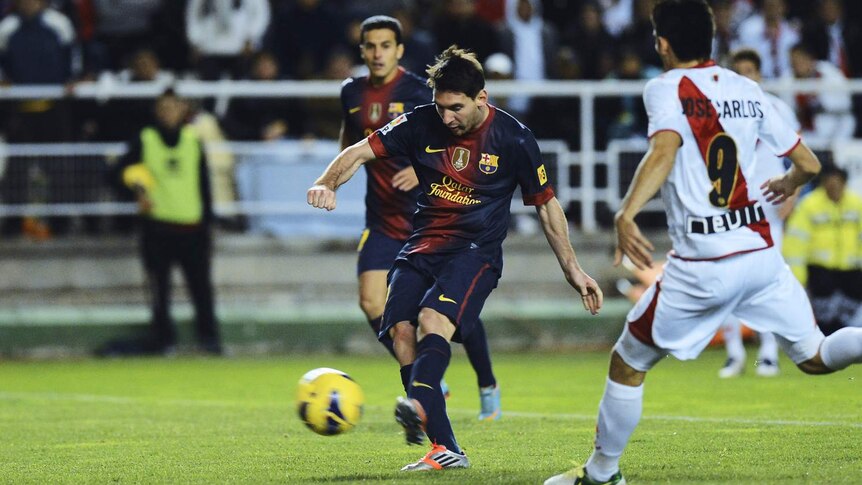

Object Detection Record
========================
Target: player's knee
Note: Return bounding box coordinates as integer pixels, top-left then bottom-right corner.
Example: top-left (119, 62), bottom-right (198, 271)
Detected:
top-left (358, 294), bottom-right (384, 320)
top-left (609, 351), bottom-right (647, 386)
top-left (389, 321), bottom-right (415, 345)
top-left (417, 308), bottom-right (455, 340)
top-left (796, 359), bottom-right (833, 375)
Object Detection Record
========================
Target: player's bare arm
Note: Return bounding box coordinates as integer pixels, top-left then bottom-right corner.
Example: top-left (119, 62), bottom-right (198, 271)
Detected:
top-left (614, 130), bottom-right (681, 270)
top-left (761, 141), bottom-right (821, 204)
top-left (536, 196), bottom-right (604, 315)
top-left (307, 139), bottom-right (376, 211)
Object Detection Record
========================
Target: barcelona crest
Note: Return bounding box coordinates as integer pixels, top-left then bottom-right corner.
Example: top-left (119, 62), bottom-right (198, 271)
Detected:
top-left (479, 153), bottom-right (499, 175)
top-left (388, 102), bottom-right (404, 119)
top-left (452, 147), bottom-right (470, 171)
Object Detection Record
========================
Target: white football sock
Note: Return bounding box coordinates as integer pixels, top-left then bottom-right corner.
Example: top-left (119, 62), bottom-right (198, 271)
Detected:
top-left (757, 332), bottom-right (779, 362)
top-left (723, 319), bottom-right (746, 361)
top-left (820, 327), bottom-right (862, 371)
top-left (585, 378), bottom-right (644, 481)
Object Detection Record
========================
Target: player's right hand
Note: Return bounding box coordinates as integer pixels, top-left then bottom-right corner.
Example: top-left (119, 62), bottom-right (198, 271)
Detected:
top-left (760, 176), bottom-right (795, 205)
top-left (614, 215), bottom-right (654, 270)
top-left (307, 185), bottom-right (337, 211)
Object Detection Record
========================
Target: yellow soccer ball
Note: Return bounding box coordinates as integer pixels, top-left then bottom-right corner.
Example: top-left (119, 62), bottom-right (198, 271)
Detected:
top-left (297, 368), bottom-right (364, 436)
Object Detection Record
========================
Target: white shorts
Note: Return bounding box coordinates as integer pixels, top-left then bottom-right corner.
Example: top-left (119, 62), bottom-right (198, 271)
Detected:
top-left (615, 248), bottom-right (824, 371)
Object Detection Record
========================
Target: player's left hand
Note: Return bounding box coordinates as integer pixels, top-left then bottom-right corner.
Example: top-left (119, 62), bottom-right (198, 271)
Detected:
top-left (392, 166), bottom-right (419, 191)
top-left (567, 268), bottom-right (603, 315)
top-left (307, 184), bottom-right (337, 211)
top-left (760, 176), bottom-right (795, 205)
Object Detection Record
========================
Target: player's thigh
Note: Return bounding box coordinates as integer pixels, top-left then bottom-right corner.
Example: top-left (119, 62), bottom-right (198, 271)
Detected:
top-left (419, 252), bottom-right (500, 342)
top-left (626, 257), bottom-right (739, 361)
top-left (735, 254), bottom-right (824, 364)
top-left (380, 260), bottom-right (434, 340)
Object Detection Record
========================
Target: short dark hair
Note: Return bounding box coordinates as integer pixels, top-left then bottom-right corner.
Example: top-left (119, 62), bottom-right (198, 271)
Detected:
top-left (790, 42), bottom-right (816, 58)
top-left (730, 48), bottom-right (762, 71)
top-left (360, 15), bottom-right (402, 44)
top-left (821, 164), bottom-right (849, 181)
top-left (426, 45), bottom-right (485, 98)
top-left (652, 0), bottom-right (715, 62)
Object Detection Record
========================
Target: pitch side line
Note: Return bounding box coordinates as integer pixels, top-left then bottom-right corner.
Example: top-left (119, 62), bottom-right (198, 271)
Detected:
top-left (0, 391), bottom-right (859, 429)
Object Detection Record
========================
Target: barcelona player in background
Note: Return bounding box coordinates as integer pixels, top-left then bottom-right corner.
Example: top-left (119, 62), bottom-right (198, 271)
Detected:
top-left (340, 16), bottom-right (501, 420)
top-left (311, 45), bottom-right (603, 471)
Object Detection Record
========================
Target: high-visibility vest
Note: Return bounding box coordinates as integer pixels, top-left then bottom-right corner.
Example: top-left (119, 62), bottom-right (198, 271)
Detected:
top-left (783, 186), bottom-right (862, 285)
top-left (139, 126), bottom-right (204, 225)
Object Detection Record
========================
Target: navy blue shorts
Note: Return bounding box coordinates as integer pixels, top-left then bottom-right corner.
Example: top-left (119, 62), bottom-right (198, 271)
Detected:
top-left (356, 229), bottom-right (405, 276)
top-left (379, 251), bottom-right (500, 343)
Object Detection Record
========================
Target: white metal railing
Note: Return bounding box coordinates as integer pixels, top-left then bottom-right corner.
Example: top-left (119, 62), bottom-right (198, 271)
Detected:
top-left (1, 78), bottom-right (861, 232)
top-left (0, 140), bottom-right (577, 237)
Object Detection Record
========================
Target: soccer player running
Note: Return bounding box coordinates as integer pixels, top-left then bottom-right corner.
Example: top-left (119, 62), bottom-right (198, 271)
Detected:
top-left (310, 45), bottom-right (603, 471)
top-left (342, 16), bottom-right (502, 420)
top-left (545, 2), bottom-right (862, 484)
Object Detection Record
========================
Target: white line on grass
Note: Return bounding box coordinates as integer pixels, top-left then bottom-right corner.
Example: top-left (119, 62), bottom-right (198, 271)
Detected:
top-left (1, 390), bottom-right (860, 429)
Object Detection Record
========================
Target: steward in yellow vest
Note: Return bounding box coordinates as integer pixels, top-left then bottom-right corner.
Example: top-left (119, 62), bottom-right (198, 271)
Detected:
top-left (113, 90), bottom-right (221, 355)
top-left (783, 166), bottom-right (862, 335)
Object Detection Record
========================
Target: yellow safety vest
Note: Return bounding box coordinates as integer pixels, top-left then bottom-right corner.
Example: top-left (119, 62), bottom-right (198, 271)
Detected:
top-left (139, 126), bottom-right (204, 225)
top-left (783, 187), bottom-right (862, 285)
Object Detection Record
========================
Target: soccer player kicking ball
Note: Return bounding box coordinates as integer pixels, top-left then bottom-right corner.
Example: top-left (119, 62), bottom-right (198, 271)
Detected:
top-left (309, 45), bottom-right (603, 472)
top-left (340, 15), bottom-right (502, 420)
top-left (545, 1), bottom-right (862, 484)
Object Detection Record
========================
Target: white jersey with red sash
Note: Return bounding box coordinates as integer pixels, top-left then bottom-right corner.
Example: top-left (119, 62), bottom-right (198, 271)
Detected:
top-left (644, 60), bottom-right (800, 260)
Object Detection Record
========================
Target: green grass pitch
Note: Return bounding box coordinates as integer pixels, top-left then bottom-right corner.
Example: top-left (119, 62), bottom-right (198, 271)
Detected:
top-left (0, 349), bottom-right (860, 483)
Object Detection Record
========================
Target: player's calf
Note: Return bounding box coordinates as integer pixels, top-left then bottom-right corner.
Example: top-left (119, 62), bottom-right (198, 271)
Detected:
top-left (801, 327), bottom-right (862, 374)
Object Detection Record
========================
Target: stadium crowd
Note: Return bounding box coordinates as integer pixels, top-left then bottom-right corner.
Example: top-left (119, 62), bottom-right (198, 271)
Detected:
top-left (0, 0), bottom-right (859, 144)
top-left (0, 0), bottom-right (860, 236)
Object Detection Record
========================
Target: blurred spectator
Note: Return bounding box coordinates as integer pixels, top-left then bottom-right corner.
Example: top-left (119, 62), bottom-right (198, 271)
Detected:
top-left (432, 0), bottom-right (501, 63)
top-left (783, 165), bottom-right (862, 336)
top-left (605, 48), bottom-right (660, 142)
top-left (499, 0), bottom-right (557, 117)
top-left (0, 0), bottom-right (75, 237)
top-left (268, 0), bottom-right (345, 79)
top-left (188, 100), bottom-right (239, 230)
top-left (116, 48), bottom-right (175, 86)
top-left (96, 49), bottom-right (172, 143)
top-left (563, 2), bottom-right (614, 80)
top-left (222, 51), bottom-right (306, 141)
top-left (599, 0), bottom-right (633, 38)
top-left (304, 49), bottom-right (355, 139)
top-left (93, 0), bottom-right (161, 71)
top-left (525, 46), bottom-right (581, 149)
top-left (392, 7), bottom-right (437, 76)
top-left (733, 0), bottom-right (799, 78)
top-left (540, 0), bottom-right (580, 35)
top-left (149, 0), bottom-right (191, 73)
top-left (484, 51), bottom-right (513, 110)
top-left (712, 0), bottom-right (739, 66)
top-left (801, 0), bottom-right (859, 77)
top-left (106, 90), bottom-right (222, 356)
top-left (475, 0), bottom-right (505, 25)
top-left (788, 43), bottom-right (855, 142)
top-left (186, 0), bottom-right (270, 80)
top-left (619, 0), bottom-right (662, 69)
top-left (0, 0), bottom-right (75, 84)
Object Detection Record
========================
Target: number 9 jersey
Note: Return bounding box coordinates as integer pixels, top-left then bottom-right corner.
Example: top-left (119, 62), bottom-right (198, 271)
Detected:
top-left (645, 60), bottom-right (801, 260)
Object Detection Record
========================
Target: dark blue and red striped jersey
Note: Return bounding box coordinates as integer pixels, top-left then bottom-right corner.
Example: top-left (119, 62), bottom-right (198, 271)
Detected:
top-left (340, 67), bottom-right (432, 241)
top-left (367, 104), bottom-right (555, 269)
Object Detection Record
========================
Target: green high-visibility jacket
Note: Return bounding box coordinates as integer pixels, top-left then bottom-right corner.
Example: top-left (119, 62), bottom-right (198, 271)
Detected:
top-left (140, 126), bottom-right (204, 225)
top-left (783, 187), bottom-right (862, 285)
